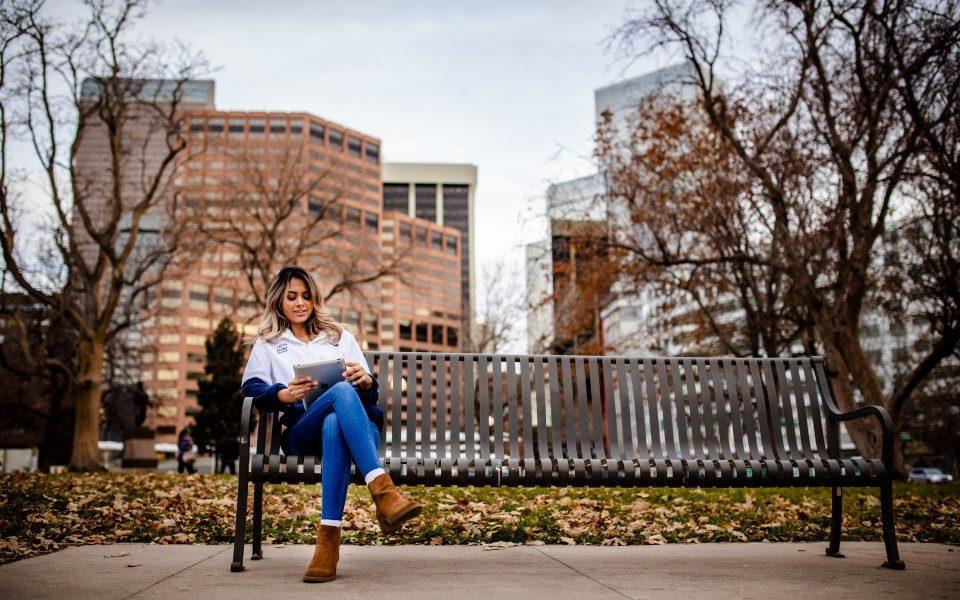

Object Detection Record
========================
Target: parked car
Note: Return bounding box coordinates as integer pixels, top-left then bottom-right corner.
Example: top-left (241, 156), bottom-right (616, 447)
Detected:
top-left (907, 467), bottom-right (954, 483)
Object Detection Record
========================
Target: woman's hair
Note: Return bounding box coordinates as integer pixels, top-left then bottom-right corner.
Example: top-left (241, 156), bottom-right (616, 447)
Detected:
top-left (257, 266), bottom-right (349, 343)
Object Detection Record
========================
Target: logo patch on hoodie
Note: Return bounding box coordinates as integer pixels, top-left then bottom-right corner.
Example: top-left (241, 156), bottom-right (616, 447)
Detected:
top-left (276, 344), bottom-right (288, 354)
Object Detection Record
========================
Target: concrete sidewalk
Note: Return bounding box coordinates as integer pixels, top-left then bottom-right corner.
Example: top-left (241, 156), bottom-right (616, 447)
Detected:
top-left (1, 542), bottom-right (957, 600)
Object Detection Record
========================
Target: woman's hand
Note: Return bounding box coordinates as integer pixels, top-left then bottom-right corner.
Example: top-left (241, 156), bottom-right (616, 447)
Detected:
top-left (343, 361), bottom-right (373, 390)
top-left (278, 376), bottom-right (317, 403)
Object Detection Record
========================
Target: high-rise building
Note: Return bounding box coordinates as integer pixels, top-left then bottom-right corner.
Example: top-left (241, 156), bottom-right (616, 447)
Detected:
top-left (379, 212), bottom-right (462, 353)
top-left (594, 62), bottom-right (699, 140)
top-left (382, 163), bottom-right (477, 347)
top-left (75, 80), bottom-right (463, 444)
top-left (525, 65), bottom-right (697, 356)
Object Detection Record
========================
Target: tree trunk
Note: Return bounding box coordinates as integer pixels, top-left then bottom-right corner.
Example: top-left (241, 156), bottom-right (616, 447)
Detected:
top-left (69, 336), bottom-right (106, 472)
top-left (37, 389), bottom-right (74, 472)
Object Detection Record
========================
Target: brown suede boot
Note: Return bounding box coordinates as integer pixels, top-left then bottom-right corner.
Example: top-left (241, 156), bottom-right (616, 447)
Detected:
top-left (303, 524), bottom-right (340, 583)
top-left (367, 472), bottom-right (422, 534)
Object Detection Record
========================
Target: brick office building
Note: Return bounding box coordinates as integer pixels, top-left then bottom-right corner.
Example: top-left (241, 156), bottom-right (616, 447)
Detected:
top-left (74, 79), bottom-right (464, 444)
top-left (133, 112), bottom-right (459, 442)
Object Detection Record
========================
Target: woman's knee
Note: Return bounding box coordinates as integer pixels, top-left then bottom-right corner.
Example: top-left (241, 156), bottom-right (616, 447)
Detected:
top-left (332, 381), bottom-right (362, 407)
top-left (321, 413), bottom-right (341, 438)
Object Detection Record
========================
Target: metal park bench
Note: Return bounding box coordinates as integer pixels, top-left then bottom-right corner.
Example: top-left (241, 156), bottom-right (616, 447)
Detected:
top-left (231, 353), bottom-right (904, 572)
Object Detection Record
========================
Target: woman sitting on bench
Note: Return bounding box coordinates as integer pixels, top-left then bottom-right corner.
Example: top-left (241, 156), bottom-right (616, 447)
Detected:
top-left (240, 266), bottom-right (422, 583)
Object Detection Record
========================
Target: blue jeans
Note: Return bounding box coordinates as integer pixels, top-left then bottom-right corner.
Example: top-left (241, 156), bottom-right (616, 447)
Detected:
top-left (288, 381), bottom-right (383, 521)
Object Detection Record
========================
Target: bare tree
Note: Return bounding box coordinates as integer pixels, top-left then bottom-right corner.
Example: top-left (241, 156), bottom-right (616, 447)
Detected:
top-left (607, 0), bottom-right (960, 471)
top-left (471, 258), bottom-right (526, 354)
top-left (597, 96), bottom-right (813, 358)
top-left (0, 0), bottom-right (208, 470)
top-left (187, 141), bottom-right (410, 320)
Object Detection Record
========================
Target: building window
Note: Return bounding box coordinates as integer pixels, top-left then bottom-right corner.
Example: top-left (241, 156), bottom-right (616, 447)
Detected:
top-left (415, 323), bottom-right (428, 343)
top-left (415, 183), bottom-right (437, 221)
top-left (308, 197), bottom-right (322, 215)
top-left (364, 212), bottom-right (379, 232)
top-left (310, 124), bottom-right (325, 140)
top-left (345, 206), bottom-right (361, 226)
top-left (447, 326), bottom-right (458, 347)
top-left (416, 227), bottom-right (426, 244)
top-left (399, 221), bottom-right (411, 240)
top-left (399, 321), bottom-right (411, 340)
top-left (228, 118), bottom-right (244, 133)
top-left (383, 183), bottom-right (409, 215)
top-left (446, 236), bottom-right (457, 254)
top-left (328, 201), bottom-right (342, 222)
top-left (347, 136), bottom-right (361, 158)
top-left (248, 119), bottom-right (264, 134)
top-left (431, 324), bottom-right (443, 345)
top-left (365, 143), bottom-right (379, 163)
top-left (207, 119), bottom-right (224, 133)
top-left (269, 122), bottom-right (285, 134)
top-left (189, 119), bottom-right (204, 133)
top-left (290, 122), bottom-right (303, 135)
top-left (329, 129), bottom-right (343, 149)
top-left (431, 231), bottom-right (442, 250)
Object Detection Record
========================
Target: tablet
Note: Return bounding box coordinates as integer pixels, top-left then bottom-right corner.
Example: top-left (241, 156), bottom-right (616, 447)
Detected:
top-left (293, 357), bottom-right (346, 408)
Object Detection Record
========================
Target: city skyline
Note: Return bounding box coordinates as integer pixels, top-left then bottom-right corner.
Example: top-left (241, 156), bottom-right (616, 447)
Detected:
top-left (11, 0), bottom-right (682, 352)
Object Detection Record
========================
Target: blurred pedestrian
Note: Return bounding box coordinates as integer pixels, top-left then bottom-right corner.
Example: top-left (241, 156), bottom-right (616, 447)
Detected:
top-left (218, 435), bottom-right (240, 475)
top-left (177, 430), bottom-right (196, 474)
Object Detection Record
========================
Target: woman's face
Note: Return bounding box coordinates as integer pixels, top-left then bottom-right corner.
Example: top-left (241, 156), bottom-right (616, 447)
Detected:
top-left (281, 276), bottom-right (314, 327)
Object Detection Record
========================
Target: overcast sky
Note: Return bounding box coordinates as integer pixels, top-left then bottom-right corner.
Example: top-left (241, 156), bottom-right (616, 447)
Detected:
top-left (34, 0), bottom-right (683, 350)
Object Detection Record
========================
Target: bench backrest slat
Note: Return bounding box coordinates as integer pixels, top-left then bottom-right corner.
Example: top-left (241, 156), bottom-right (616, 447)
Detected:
top-left (599, 358), bottom-right (620, 459)
top-left (435, 355), bottom-right (449, 458)
top-left (373, 353), bottom-right (388, 449)
top-left (573, 356), bottom-right (594, 458)
top-left (450, 356), bottom-right (464, 461)
top-left (587, 359), bottom-right (606, 459)
top-left (505, 356), bottom-right (520, 458)
top-left (759, 360), bottom-right (787, 459)
top-left (389, 355), bottom-right (402, 458)
top-left (669, 359), bottom-right (690, 459)
top-left (684, 359), bottom-right (705, 458)
top-left (734, 360), bottom-right (760, 459)
top-left (518, 357), bottom-right (535, 458)
top-left (405, 355), bottom-right (417, 458)
top-left (788, 360), bottom-right (813, 457)
top-left (748, 360), bottom-right (775, 459)
top-left (558, 358), bottom-right (575, 458)
top-left (772, 360), bottom-right (801, 458)
top-left (491, 356), bottom-right (505, 458)
top-left (801, 360), bottom-right (829, 458)
top-left (476, 355), bottom-right (492, 459)
top-left (813, 359), bottom-right (840, 458)
top-left (693, 359), bottom-right (716, 458)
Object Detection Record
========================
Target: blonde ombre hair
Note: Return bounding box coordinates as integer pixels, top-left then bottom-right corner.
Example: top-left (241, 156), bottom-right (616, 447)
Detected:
top-left (257, 266), bottom-right (349, 343)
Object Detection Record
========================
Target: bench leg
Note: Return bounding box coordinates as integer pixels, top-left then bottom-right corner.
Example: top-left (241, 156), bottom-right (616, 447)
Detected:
top-left (251, 481), bottom-right (264, 560)
top-left (231, 473), bottom-right (249, 572)
top-left (825, 486), bottom-right (844, 558)
top-left (880, 480), bottom-right (905, 570)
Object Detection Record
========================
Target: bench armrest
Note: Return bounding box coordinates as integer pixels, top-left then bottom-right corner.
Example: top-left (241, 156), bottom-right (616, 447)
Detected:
top-left (828, 404), bottom-right (894, 468)
top-left (240, 396), bottom-right (253, 469)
